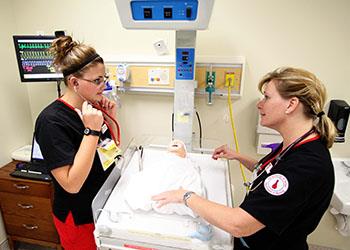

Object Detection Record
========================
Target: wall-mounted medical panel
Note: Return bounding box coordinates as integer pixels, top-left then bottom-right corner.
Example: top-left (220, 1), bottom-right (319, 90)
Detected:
top-left (104, 56), bottom-right (245, 97)
top-left (195, 63), bottom-right (242, 95)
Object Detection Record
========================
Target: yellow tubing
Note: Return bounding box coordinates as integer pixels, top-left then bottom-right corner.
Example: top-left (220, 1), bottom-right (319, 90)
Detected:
top-left (227, 85), bottom-right (249, 191)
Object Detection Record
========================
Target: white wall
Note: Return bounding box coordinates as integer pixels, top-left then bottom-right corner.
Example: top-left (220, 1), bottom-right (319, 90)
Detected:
top-left (0, 0), bottom-right (33, 244)
top-left (3, 0), bottom-right (350, 249)
top-left (0, 0), bottom-right (33, 166)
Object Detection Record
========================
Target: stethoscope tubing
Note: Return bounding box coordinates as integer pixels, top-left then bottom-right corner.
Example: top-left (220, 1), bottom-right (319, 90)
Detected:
top-left (246, 127), bottom-right (316, 194)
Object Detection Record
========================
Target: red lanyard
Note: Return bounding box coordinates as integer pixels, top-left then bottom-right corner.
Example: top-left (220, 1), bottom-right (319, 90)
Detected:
top-left (256, 148), bottom-right (283, 172)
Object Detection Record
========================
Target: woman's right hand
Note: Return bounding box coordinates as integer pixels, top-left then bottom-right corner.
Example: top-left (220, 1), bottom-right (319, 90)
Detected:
top-left (151, 188), bottom-right (187, 208)
top-left (76, 101), bottom-right (104, 131)
top-left (212, 144), bottom-right (238, 160)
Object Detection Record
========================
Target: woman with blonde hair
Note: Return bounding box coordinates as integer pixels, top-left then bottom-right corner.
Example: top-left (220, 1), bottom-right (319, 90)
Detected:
top-left (153, 67), bottom-right (336, 250)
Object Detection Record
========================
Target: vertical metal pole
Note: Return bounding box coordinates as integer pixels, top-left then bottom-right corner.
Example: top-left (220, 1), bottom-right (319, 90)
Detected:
top-left (174, 30), bottom-right (197, 151)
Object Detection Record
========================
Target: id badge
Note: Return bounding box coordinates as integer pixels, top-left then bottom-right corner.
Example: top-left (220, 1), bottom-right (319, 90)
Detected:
top-left (97, 138), bottom-right (121, 171)
top-left (265, 162), bottom-right (273, 174)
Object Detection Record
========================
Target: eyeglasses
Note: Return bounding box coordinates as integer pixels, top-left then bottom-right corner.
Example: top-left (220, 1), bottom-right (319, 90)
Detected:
top-left (79, 74), bottom-right (109, 86)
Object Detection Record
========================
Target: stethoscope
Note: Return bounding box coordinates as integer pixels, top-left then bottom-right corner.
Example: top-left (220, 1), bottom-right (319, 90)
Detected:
top-left (244, 127), bottom-right (316, 195)
top-left (57, 97), bottom-right (121, 146)
top-left (71, 86), bottom-right (121, 145)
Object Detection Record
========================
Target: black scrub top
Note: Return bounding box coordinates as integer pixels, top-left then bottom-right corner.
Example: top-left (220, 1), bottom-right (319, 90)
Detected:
top-left (236, 137), bottom-right (334, 250)
top-left (35, 99), bottom-right (115, 225)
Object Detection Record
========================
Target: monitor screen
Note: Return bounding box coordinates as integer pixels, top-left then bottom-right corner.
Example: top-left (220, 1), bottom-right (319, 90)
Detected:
top-left (13, 35), bottom-right (63, 82)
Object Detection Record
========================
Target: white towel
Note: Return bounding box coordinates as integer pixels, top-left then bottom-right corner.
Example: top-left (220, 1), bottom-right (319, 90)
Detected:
top-left (124, 152), bottom-right (204, 218)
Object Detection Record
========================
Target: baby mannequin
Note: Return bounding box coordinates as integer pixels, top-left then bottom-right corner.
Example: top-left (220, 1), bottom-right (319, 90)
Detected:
top-left (167, 139), bottom-right (187, 158)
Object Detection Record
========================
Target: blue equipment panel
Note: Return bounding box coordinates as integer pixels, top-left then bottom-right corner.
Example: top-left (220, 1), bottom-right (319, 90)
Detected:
top-left (176, 48), bottom-right (195, 80)
top-left (131, 0), bottom-right (198, 21)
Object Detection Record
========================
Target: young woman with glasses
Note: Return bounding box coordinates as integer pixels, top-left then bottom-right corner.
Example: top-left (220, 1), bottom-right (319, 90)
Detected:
top-left (35, 35), bottom-right (120, 250)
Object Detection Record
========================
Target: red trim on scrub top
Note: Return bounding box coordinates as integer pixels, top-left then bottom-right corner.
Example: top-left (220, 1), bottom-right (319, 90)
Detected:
top-left (296, 134), bottom-right (321, 147)
top-left (57, 98), bottom-right (75, 111)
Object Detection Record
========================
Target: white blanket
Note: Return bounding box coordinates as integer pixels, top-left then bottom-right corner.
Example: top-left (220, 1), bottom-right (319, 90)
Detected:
top-left (124, 151), bottom-right (205, 218)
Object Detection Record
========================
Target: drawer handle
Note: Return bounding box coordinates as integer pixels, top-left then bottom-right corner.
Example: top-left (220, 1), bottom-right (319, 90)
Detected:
top-left (13, 184), bottom-right (30, 190)
top-left (22, 224), bottom-right (38, 230)
top-left (17, 203), bottom-right (34, 209)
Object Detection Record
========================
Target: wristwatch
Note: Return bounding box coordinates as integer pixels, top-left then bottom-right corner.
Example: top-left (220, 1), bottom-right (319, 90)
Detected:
top-left (83, 128), bottom-right (100, 137)
top-left (183, 191), bottom-right (195, 207)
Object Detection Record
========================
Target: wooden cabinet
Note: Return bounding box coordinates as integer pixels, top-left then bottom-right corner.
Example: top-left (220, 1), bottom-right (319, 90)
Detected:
top-left (0, 161), bottom-right (61, 250)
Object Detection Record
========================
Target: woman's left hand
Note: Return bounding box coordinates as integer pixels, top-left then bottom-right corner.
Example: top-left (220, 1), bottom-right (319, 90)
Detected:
top-left (151, 189), bottom-right (187, 208)
top-left (96, 96), bottom-right (117, 119)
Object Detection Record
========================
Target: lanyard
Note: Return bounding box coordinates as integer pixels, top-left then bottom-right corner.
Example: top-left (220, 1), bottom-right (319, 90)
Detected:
top-left (245, 127), bottom-right (316, 194)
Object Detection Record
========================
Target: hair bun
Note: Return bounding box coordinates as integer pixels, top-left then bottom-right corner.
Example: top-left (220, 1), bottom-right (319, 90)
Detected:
top-left (52, 36), bottom-right (77, 54)
top-left (49, 36), bottom-right (78, 68)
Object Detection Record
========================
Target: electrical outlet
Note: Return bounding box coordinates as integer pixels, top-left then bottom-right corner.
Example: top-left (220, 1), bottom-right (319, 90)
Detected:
top-left (225, 73), bottom-right (235, 87)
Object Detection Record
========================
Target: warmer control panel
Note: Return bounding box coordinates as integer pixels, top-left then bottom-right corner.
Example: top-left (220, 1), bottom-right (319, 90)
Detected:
top-left (176, 48), bottom-right (195, 80)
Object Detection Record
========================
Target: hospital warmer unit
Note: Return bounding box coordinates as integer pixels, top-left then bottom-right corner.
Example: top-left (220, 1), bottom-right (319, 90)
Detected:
top-left (92, 0), bottom-right (235, 249)
top-left (92, 140), bottom-right (233, 249)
